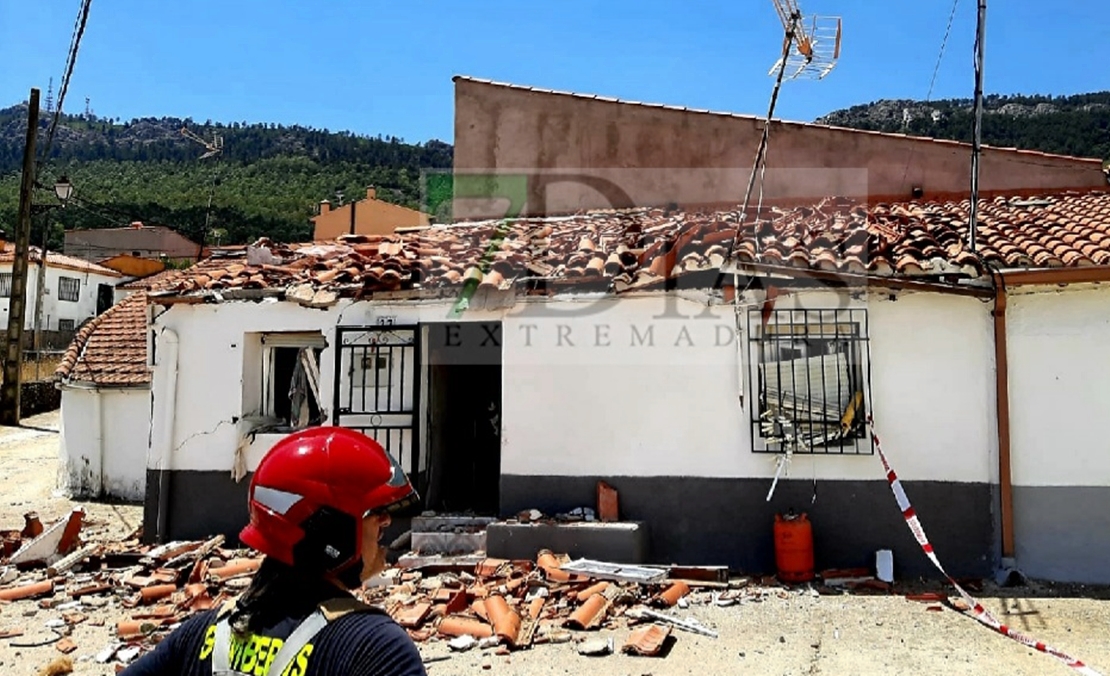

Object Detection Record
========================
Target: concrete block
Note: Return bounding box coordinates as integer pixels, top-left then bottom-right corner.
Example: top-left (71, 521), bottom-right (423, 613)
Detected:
top-left (411, 515), bottom-right (496, 533)
top-left (411, 531), bottom-right (487, 556)
top-left (486, 521), bottom-right (649, 564)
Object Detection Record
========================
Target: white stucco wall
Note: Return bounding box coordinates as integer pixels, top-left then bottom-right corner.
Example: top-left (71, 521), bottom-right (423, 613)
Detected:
top-left (148, 288), bottom-right (995, 487)
top-left (1008, 285), bottom-right (1110, 488)
top-left (147, 298), bottom-right (504, 477)
top-left (499, 289), bottom-right (996, 484)
top-left (59, 386), bottom-right (150, 500)
top-left (0, 262), bottom-right (121, 331)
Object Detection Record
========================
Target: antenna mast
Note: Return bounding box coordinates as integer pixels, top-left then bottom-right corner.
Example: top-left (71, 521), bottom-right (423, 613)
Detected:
top-left (181, 125), bottom-right (225, 259)
top-left (968, 0), bottom-right (986, 252)
top-left (727, 0), bottom-right (842, 264)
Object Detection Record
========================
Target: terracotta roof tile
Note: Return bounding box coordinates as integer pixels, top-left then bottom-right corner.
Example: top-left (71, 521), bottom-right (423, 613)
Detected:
top-left (55, 292), bottom-right (149, 387)
top-left (0, 244), bottom-right (123, 277)
top-left (144, 190), bottom-right (1110, 303)
top-left (116, 268), bottom-right (187, 290)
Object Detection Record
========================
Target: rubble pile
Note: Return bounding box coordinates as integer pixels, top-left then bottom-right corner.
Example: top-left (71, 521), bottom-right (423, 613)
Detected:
top-left (1, 510), bottom-right (261, 669)
top-left (3, 510), bottom-right (972, 670)
top-left (357, 549), bottom-right (736, 658)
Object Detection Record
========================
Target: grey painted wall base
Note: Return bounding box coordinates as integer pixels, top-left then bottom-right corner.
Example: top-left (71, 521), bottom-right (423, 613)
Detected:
top-left (487, 521), bottom-right (649, 563)
top-left (143, 469), bottom-right (253, 544)
top-left (143, 470), bottom-right (420, 550)
top-left (1013, 485), bottom-right (1110, 584)
top-left (501, 475), bottom-right (994, 579)
top-left (143, 469), bottom-right (996, 580)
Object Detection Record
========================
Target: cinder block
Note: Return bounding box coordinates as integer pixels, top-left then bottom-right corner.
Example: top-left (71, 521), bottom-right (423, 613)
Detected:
top-left (410, 531), bottom-right (487, 555)
top-left (411, 516), bottom-right (496, 532)
top-left (486, 521), bottom-right (649, 564)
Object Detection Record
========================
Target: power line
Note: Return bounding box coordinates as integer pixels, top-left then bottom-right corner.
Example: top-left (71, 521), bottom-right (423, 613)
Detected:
top-left (926, 0), bottom-right (961, 104)
top-left (899, 0), bottom-right (961, 193)
top-left (37, 0), bottom-right (93, 173)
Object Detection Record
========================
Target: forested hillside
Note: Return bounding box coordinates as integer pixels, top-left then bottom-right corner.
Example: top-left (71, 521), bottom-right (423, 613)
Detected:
top-left (817, 92), bottom-right (1110, 160)
top-left (0, 104), bottom-right (452, 250)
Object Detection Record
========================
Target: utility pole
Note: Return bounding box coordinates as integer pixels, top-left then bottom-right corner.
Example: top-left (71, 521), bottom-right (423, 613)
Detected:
top-left (1, 89), bottom-right (40, 426)
top-left (32, 215), bottom-right (49, 381)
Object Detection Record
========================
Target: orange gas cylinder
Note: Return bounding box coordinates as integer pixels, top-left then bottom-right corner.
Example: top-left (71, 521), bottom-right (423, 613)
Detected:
top-left (774, 511), bottom-right (814, 583)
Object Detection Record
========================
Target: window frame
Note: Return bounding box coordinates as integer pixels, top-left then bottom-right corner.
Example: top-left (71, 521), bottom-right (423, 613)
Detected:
top-left (747, 307), bottom-right (872, 455)
top-left (0, 273), bottom-right (12, 298)
top-left (57, 276), bottom-right (81, 302)
top-left (57, 319), bottom-right (76, 332)
top-left (258, 332), bottom-right (327, 430)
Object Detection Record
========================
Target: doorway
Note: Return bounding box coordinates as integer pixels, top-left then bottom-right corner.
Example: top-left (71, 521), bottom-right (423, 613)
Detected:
top-left (96, 284), bottom-right (114, 315)
top-left (424, 322), bottom-right (503, 515)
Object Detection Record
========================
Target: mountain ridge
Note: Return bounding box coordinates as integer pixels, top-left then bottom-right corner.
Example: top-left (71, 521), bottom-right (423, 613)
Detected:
top-left (815, 91), bottom-right (1110, 160)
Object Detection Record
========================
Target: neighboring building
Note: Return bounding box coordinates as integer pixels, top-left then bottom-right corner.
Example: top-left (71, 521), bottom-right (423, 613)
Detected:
top-left (54, 266), bottom-right (189, 501)
top-left (0, 243), bottom-right (123, 338)
top-left (450, 76), bottom-right (1110, 219)
top-left (135, 189), bottom-right (1110, 585)
top-left (64, 222), bottom-right (201, 263)
top-left (312, 186), bottom-right (430, 240)
top-left (98, 254), bottom-right (167, 280)
top-left (54, 292), bottom-right (151, 501)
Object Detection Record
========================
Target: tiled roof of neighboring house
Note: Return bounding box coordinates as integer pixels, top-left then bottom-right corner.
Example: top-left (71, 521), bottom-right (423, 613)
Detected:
top-left (144, 190), bottom-right (1110, 303)
top-left (55, 292), bottom-right (150, 387)
top-left (117, 267), bottom-right (189, 290)
top-left (453, 76), bottom-right (1106, 165)
top-left (0, 244), bottom-right (123, 277)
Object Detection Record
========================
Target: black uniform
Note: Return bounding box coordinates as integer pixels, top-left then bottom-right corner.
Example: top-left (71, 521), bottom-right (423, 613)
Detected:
top-left (119, 568), bottom-right (426, 676)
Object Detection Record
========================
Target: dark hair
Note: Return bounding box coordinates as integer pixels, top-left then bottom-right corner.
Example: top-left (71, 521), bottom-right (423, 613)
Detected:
top-left (228, 557), bottom-right (347, 634)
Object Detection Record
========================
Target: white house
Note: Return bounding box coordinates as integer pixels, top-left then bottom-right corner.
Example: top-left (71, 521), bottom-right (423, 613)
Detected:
top-left (0, 243), bottom-right (124, 336)
top-left (135, 190), bottom-right (1110, 584)
top-left (54, 291), bottom-right (151, 501)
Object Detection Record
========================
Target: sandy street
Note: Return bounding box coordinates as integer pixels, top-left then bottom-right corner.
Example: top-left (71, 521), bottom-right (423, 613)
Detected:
top-left (2, 413), bottom-right (1109, 676)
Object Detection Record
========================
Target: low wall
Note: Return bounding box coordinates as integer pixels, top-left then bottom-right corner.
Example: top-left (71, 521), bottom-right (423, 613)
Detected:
top-left (20, 380), bottom-right (61, 416)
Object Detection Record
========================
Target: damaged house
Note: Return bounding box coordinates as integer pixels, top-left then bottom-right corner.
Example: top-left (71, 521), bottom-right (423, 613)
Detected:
top-left (135, 188), bottom-right (1110, 585)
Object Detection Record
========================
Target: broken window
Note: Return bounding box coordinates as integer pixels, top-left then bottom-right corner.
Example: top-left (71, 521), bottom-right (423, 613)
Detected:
top-left (260, 333), bottom-right (326, 430)
top-left (748, 308), bottom-right (871, 454)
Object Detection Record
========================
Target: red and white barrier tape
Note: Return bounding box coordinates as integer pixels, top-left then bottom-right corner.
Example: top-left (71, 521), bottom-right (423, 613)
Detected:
top-left (868, 416), bottom-right (1103, 676)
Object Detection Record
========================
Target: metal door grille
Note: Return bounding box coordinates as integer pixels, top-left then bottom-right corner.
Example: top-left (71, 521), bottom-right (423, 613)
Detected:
top-left (333, 325), bottom-right (421, 478)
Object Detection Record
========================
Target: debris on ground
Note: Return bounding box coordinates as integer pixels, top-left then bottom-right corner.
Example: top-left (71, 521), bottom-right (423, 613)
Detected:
top-left (2, 509), bottom-right (989, 669)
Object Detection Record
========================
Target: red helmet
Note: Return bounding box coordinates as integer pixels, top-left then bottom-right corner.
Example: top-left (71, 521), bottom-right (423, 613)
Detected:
top-left (240, 426), bottom-right (418, 580)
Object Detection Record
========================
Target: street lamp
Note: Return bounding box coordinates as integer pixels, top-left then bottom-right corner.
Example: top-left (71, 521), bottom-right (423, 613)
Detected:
top-left (30, 176), bottom-right (75, 214)
top-left (53, 176), bottom-right (73, 203)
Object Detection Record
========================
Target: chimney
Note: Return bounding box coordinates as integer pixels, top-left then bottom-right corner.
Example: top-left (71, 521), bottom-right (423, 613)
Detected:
top-left (366, 186), bottom-right (376, 201)
top-left (320, 199), bottom-right (331, 214)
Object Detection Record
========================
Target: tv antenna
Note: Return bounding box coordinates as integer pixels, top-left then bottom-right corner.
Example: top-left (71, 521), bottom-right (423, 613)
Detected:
top-left (768, 0), bottom-right (842, 80)
top-left (726, 0), bottom-right (844, 266)
top-left (181, 125), bottom-right (223, 160)
top-left (181, 125), bottom-right (225, 258)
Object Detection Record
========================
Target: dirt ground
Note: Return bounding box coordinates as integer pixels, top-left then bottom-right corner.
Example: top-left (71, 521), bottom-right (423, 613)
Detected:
top-left (2, 412), bottom-right (1109, 676)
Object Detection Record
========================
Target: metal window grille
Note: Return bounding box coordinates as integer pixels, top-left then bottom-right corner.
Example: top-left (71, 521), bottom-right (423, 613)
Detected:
top-left (57, 319), bottom-right (76, 332)
top-left (58, 276), bottom-right (80, 302)
top-left (748, 308), bottom-right (872, 454)
top-left (0, 274), bottom-right (11, 298)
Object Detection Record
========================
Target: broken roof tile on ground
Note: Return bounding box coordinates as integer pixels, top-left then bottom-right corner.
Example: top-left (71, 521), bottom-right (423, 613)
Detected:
top-left (2, 511), bottom-right (994, 671)
top-left (141, 190), bottom-right (1110, 305)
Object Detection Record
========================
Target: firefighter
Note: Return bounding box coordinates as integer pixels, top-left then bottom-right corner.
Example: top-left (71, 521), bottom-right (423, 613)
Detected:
top-left (120, 426), bottom-right (427, 676)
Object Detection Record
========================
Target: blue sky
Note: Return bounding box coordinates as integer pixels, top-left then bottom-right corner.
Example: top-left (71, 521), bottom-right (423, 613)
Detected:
top-left (1, 0), bottom-right (1107, 144)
